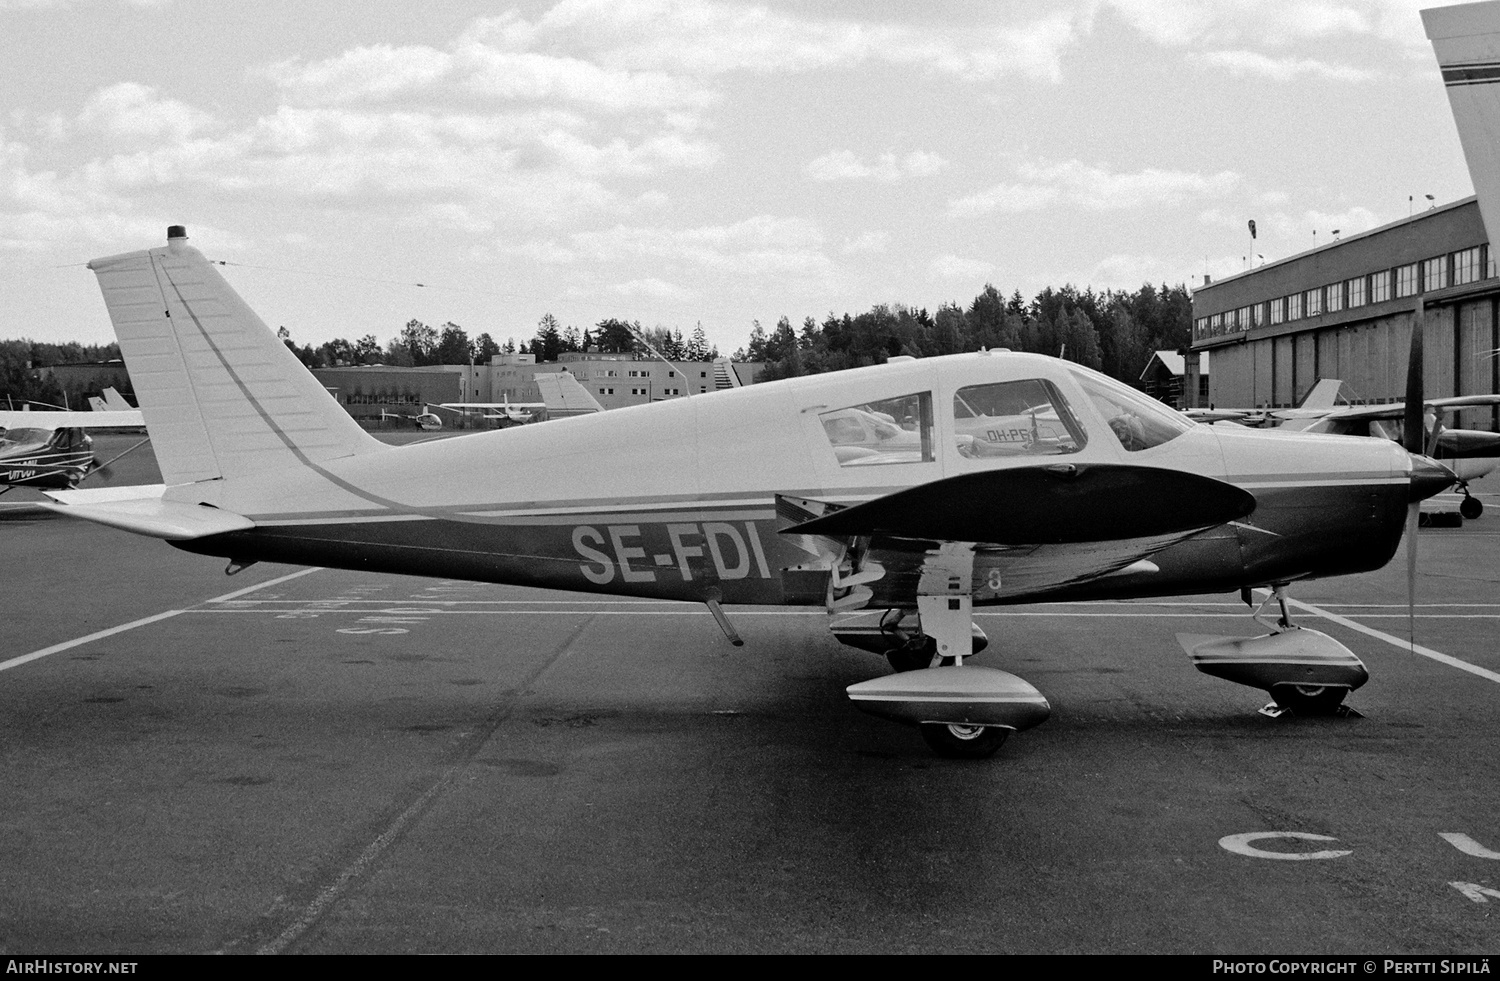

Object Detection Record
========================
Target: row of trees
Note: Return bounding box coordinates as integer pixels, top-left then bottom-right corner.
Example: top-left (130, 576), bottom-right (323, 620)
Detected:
top-left (0, 339), bottom-right (125, 407)
top-left (741, 283), bottom-right (1193, 384)
top-left (3, 281), bottom-right (1192, 405)
top-left (276, 316), bottom-right (722, 369)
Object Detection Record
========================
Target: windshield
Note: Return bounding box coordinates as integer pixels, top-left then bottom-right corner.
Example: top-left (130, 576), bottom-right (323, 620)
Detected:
top-left (0, 427), bottom-right (52, 451)
top-left (1067, 366), bottom-right (1193, 452)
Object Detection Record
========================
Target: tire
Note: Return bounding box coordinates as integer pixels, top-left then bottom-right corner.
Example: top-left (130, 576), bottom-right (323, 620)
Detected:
top-left (919, 723), bottom-right (1010, 759)
top-left (1461, 496), bottom-right (1483, 520)
top-left (1270, 684), bottom-right (1348, 716)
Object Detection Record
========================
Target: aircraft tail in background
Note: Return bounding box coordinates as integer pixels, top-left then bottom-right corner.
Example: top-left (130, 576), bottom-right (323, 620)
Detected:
top-left (535, 370), bottom-right (604, 416)
top-left (87, 226), bottom-right (385, 487)
top-left (1425, 2), bottom-right (1500, 245)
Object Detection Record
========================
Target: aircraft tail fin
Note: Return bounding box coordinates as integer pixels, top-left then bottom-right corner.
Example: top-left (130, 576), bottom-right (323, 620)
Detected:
top-left (1297, 378), bottom-right (1343, 410)
top-left (535, 370), bottom-right (604, 416)
top-left (100, 387), bottom-right (135, 412)
top-left (87, 227), bottom-right (384, 486)
top-left (1426, 3), bottom-right (1500, 248)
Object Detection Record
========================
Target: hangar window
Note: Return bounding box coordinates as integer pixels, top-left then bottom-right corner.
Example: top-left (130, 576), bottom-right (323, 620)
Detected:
top-left (1453, 247), bottom-right (1482, 286)
top-left (1326, 283), bottom-right (1344, 313)
top-left (1252, 303), bottom-right (1264, 327)
top-left (819, 392), bottom-right (934, 467)
top-left (952, 379), bottom-right (1084, 459)
top-left (1236, 306), bottom-right (1251, 329)
top-left (1286, 292), bottom-right (1303, 320)
top-left (1270, 298), bottom-right (1285, 325)
top-left (1395, 263), bottom-right (1419, 298)
top-left (1347, 276), bottom-right (1366, 308)
top-left (1305, 289), bottom-right (1322, 317)
top-left (1423, 256), bottom-right (1449, 292)
top-left (1371, 270), bottom-right (1392, 303)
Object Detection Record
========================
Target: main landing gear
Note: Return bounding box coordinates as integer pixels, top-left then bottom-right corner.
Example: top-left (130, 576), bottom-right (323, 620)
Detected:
top-left (1183, 584), bottom-right (1368, 718)
top-left (838, 548), bottom-right (1051, 759)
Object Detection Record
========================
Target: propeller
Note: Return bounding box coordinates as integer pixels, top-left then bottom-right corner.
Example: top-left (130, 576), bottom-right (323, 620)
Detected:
top-left (1398, 300), bottom-right (1422, 651)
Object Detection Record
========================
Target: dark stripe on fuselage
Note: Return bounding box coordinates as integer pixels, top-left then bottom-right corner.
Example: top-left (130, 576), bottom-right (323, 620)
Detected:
top-left (173, 476), bottom-right (1413, 609)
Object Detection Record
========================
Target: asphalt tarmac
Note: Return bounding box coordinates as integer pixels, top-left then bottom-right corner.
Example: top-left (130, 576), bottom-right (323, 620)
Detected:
top-left (1, 435), bottom-right (1498, 954)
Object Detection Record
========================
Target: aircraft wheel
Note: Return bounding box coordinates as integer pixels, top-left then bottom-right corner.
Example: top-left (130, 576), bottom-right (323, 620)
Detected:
top-left (1271, 684), bottom-right (1348, 716)
top-left (919, 723), bottom-right (1009, 759)
top-left (1460, 496), bottom-right (1483, 520)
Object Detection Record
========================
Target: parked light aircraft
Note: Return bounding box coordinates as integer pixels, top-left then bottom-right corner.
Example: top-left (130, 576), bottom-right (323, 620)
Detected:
top-left (440, 374), bottom-right (604, 426)
top-left (0, 394), bottom-right (144, 489)
top-left (40, 226), bottom-right (1457, 758)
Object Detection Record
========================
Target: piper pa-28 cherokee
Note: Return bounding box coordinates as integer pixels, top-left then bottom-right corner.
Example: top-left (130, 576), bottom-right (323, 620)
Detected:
top-left (41, 226), bottom-right (1457, 758)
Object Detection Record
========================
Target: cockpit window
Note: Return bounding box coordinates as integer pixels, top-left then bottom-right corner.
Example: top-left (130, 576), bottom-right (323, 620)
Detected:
top-left (952, 379), bottom-right (1085, 458)
top-left (0, 427), bottom-right (52, 452)
top-left (1069, 367), bottom-right (1193, 452)
top-left (819, 392), bottom-right (934, 466)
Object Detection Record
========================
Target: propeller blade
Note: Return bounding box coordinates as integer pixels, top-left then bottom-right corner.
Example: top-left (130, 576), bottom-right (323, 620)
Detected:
top-left (1424, 408), bottom-right (1445, 458)
top-left (1407, 499), bottom-right (1418, 650)
top-left (1403, 295), bottom-right (1425, 650)
top-left (1404, 297), bottom-right (1425, 455)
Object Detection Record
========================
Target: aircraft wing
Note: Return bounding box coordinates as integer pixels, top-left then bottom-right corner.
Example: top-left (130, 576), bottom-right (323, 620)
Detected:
top-left (1183, 408), bottom-right (1255, 423)
top-left (1314, 394), bottom-right (1500, 423)
top-left (439, 402), bottom-right (546, 410)
top-left (0, 409), bottom-right (144, 429)
top-left (784, 463), bottom-right (1255, 545)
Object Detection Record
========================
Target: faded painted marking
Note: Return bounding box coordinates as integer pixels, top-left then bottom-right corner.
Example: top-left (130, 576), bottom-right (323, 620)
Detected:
top-left (1451, 882), bottom-right (1500, 904)
top-left (1440, 833), bottom-right (1500, 860)
top-left (1218, 832), bottom-right (1351, 861)
top-left (1276, 593), bottom-right (1500, 686)
top-left (1, 567), bottom-right (322, 674)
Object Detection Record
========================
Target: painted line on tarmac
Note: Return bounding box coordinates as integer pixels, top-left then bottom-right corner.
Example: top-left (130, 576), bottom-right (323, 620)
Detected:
top-left (0, 609), bottom-right (188, 674)
top-left (1281, 595), bottom-right (1500, 686)
top-left (0, 567), bottom-right (321, 675)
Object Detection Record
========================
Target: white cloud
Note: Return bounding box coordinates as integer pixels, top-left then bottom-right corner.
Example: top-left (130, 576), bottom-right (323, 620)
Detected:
top-left (947, 181), bottom-right (1060, 216)
top-left (264, 46), bottom-right (454, 105)
top-left (474, 0), bottom-right (1085, 83)
top-left (1190, 50), bottom-right (1377, 82)
top-left (841, 230), bottom-right (890, 254)
top-left (806, 150), bottom-right (947, 183)
top-left (570, 215), bottom-right (832, 278)
top-left (611, 276), bottom-right (696, 301)
top-left (929, 254), bottom-right (996, 280)
top-left (1087, 253), bottom-right (1186, 289)
top-left (75, 82), bottom-right (218, 142)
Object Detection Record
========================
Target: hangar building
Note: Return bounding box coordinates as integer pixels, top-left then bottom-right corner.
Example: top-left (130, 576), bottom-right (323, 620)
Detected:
top-left (1190, 197), bottom-right (1500, 433)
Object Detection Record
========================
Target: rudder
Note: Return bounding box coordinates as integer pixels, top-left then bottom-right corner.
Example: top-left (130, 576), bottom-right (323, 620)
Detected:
top-left (88, 226), bottom-right (383, 486)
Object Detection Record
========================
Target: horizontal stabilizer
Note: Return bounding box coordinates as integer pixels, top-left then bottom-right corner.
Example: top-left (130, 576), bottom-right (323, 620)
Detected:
top-left (44, 485), bottom-right (252, 540)
top-left (783, 464), bottom-right (1255, 545)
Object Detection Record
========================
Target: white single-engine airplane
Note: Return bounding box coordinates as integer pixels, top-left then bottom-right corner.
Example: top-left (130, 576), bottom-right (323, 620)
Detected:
top-left (440, 373), bottom-right (605, 426)
top-left (41, 226), bottom-right (1457, 757)
top-left (0, 392), bottom-right (144, 489)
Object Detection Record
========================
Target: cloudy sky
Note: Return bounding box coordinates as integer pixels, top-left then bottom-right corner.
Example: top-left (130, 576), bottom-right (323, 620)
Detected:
top-left (0, 0), bottom-right (1483, 356)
